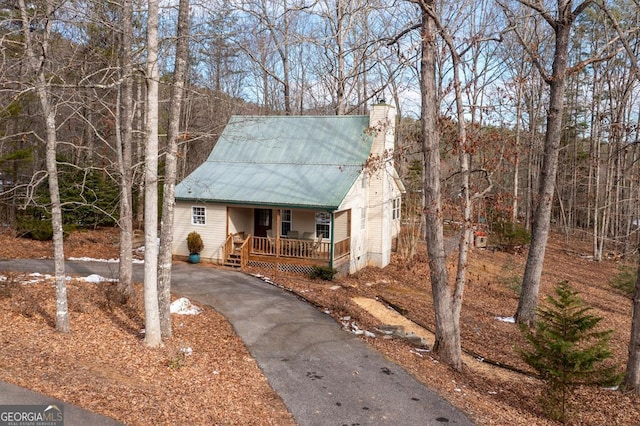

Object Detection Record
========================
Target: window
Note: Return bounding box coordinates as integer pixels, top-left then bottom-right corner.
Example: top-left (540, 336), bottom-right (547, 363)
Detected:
top-left (281, 209), bottom-right (292, 236)
top-left (315, 212), bottom-right (331, 239)
top-left (192, 206), bottom-right (206, 225)
top-left (360, 208), bottom-right (366, 230)
top-left (392, 198), bottom-right (401, 220)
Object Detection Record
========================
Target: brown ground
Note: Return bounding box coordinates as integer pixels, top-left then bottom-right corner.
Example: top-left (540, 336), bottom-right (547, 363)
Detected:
top-left (0, 226), bottom-right (639, 425)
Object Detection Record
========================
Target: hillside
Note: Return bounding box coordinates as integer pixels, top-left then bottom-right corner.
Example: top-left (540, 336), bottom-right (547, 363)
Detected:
top-left (0, 227), bottom-right (638, 424)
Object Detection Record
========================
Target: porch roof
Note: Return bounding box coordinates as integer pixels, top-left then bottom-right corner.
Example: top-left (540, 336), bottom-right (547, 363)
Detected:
top-left (176, 115), bottom-right (374, 209)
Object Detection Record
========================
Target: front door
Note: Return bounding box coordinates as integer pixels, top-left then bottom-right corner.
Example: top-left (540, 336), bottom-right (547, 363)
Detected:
top-left (254, 209), bottom-right (272, 237)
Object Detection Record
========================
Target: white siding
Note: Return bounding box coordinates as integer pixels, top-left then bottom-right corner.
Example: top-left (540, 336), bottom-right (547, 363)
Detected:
top-left (292, 210), bottom-right (316, 236)
top-left (228, 207), bottom-right (252, 235)
top-left (173, 202), bottom-right (227, 263)
top-left (339, 172), bottom-right (369, 273)
top-left (367, 169), bottom-right (386, 266)
top-left (364, 104), bottom-right (399, 268)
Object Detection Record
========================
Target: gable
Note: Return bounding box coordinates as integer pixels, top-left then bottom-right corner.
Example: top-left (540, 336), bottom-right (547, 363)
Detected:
top-left (176, 115), bottom-right (374, 209)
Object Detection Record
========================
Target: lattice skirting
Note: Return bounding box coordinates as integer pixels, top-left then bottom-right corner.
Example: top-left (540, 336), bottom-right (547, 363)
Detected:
top-left (247, 260), bottom-right (315, 275)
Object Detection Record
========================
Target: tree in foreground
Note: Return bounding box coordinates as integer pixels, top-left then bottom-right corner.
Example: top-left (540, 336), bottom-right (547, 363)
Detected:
top-left (624, 248), bottom-right (640, 394)
top-left (416, 1), bottom-right (461, 370)
top-left (520, 281), bottom-right (620, 423)
top-left (158, 0), bottom-right (191, 338)
top-left (508, 0), bottom-right (595, 326)
top-left (143, 0), bottom-right (162, 347)
top-left (18, 0), bottom-right (69, 333)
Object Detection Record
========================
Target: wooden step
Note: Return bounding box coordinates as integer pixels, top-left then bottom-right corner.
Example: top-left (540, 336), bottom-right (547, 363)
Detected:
top-left (224, 254), bottom-right (242, 268)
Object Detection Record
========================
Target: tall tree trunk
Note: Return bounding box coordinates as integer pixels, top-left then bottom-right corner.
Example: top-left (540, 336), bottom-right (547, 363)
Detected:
top-left (625, 243), bottom-right (640, 393)
top-left (117, 0), bottom-right (135, 298)
top-left (512, 71), bottom-right (524, 223)
top-left (419, 5), bottom-right (461, 370)
top-left (135, 80), bottom-right (145, 230)
top-left (335, 0), bottom-right (346, 115)
top-left (599, 1), bottom-right (640, 393)
top-left (18, 0), bottom-right (69, 333)
top-left (158, 0), bottom-right (190, 338)
top-left (515, 1), bottom-right (590, 326)
top-left (143, 0), bottom-right (162, 347)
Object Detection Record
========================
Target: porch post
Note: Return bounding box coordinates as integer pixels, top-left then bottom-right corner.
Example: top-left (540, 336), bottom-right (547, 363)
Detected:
top-left (330, 212), bottom-right (335, 269)
top-left (274, 208), bottom-right (281, 259)
top-left (274, 208), bottom-right (281, 238)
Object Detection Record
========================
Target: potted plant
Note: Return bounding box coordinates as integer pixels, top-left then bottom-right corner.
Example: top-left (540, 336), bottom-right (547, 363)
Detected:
top-left (187, 231), bottom-right (204, 264)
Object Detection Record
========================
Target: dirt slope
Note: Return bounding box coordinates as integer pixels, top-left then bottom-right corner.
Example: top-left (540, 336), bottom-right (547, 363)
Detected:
top-left (0, 227), bottom-right (638, 425)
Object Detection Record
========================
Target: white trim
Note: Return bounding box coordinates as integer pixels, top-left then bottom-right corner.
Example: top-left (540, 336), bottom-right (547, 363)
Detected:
top-left (281, 208), bottom-right (292, 235)
top-left (392, 198), bottom-right (401, 220)
top-left (191, 205), bottom-right (206, 225)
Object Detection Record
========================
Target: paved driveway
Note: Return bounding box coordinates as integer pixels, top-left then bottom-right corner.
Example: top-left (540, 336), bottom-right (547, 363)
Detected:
top-left (0, 259), bottom-right (473, 425)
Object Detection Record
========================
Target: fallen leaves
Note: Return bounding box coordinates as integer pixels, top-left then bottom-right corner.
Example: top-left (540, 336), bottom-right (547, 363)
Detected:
top-left (0, 228), bottom-right (639, 425)
top-left (0, 276), bottom-right (294, 425)
top-left (250, 233), bottom-right (640, 425)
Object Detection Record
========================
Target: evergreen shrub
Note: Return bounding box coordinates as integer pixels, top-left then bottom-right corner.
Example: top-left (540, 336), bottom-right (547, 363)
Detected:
top-left (519, 281), bottom-right (621, 423)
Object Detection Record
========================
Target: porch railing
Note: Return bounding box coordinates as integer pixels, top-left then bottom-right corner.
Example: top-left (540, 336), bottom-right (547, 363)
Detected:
top-left (334, 238), bottom-right (350, 260)
top-left (224, 234), bottom-right (350, 268)
top-left (251, 236), bottom-right (332, 260)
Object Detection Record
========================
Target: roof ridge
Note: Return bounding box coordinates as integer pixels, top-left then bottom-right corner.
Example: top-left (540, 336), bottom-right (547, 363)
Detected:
top-left (207, 159), bottom-right (364, 165)
top-left (229, 114), bottom-right (368, 119)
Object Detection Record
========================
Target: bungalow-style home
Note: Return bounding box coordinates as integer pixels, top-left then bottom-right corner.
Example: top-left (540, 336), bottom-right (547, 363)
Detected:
top-left (172, 103), bottom-right (404, 276)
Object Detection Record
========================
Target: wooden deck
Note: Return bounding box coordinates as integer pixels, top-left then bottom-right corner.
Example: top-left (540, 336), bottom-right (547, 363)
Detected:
top-left (223, 234), bottom-right (349, 270)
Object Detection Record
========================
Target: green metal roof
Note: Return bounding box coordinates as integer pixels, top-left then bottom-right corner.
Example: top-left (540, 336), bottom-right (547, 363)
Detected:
top-left (175, 115), bottom-right (374, 210)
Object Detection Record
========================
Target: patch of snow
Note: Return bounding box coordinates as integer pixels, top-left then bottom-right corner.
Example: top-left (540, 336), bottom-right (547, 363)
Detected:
top-left (68, 256), bottom-right (144, 264)
top-left (29, 272), bottom-right (48, 278)
top-left (82, 274), bottom-right (117, 283)
top-left (22, 272), bottom-right (54, 284)
top-left (495, 316), bottom-right (516, 323)
top-left (69, 257), bottom-right (118, 263)
top-left (170, 297), bottom-right (201, 315)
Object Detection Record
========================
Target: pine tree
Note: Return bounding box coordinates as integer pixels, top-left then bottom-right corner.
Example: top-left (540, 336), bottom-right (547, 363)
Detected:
top-left (520, 281), bottom-right (620, 423)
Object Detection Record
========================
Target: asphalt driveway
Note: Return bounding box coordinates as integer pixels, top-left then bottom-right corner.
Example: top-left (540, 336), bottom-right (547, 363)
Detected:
top-left (0, 259), bottom-right (473, 425)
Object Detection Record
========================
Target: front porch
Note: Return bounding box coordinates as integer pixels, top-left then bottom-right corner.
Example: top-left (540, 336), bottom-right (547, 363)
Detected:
top-left (222, 233), bottom-right (350, 274)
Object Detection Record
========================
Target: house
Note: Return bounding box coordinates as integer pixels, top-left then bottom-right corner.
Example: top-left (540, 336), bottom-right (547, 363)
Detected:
top-left (172, 103), bottom-right (404, 276)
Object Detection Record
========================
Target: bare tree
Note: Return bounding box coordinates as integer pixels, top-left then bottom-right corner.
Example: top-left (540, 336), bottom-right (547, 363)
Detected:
top-left (594, 0), bottom-right (640, 395)
top-left (143, 0), bottom-right (162, 347)
top-left (232, 0), bottom-right (305, 114)
top-left (18, 0), bottom-right (69, 333)
top-left (116, 0), bottom-right (136, 298)
top-left (310, 0), bottom-right (403, 115)
top-left (158, 0), bottom-right (191, 339)
top-left (415, 0), bottom-right (499, 370)
top-left (503, 0), bottom-right (595, 326)
top-left (416, 0), bottom-right (461, 370)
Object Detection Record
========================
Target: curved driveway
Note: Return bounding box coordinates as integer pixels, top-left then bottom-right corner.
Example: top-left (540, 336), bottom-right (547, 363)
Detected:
top-left (0, 259), bottom-right (473, 425)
